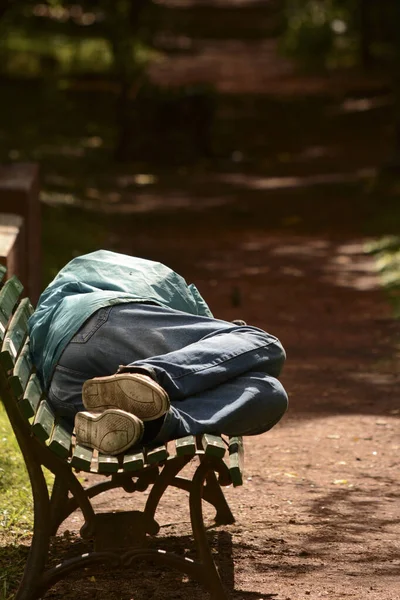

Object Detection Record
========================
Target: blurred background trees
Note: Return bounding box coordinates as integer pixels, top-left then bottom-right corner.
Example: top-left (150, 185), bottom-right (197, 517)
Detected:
top-left (282, 0), bottom-right (399, 165)
top-left (281, 0), bottom-right (397, 71)
top-left (0, 0), bottom-right (399, 163)
top-left (0, 0), bottom-right (399, 287)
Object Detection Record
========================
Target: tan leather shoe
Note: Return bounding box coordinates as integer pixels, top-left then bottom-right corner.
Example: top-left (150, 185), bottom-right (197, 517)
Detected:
top-left (75, 409), bottom-right (144, 455)
top-left (82, 372), bottom-right (170, 421)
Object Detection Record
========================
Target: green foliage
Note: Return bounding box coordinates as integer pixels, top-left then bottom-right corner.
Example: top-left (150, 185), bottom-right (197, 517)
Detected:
top-left (0, 30), bottom-right (113, 78)
top-left (0, 0), bottom-right (158, 79)
top-left (366, 236), bottom-right (400, 318)
top-left (281, 0), bottom-right (357, 69)
top-left (281, 0), bottom-right (399, 70)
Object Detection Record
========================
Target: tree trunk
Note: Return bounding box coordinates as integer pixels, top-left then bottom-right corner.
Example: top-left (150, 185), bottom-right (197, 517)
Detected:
top-left (105, 0), bottom-right (151, 161)
top-left (359, 0), bottom-right (373, 69)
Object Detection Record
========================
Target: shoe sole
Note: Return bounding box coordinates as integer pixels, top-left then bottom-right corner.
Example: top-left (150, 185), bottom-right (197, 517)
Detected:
top-left (82, 373), bottom-right (170, 421)
top-left (75, 409), bottom-right (144, 455)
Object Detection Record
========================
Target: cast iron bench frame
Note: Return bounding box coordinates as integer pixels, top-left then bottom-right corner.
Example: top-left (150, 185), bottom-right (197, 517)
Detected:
top-left (0, 267), bottom-right (244, 600)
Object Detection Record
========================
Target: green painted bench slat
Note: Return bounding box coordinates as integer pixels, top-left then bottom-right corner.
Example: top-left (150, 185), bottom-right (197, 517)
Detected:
top-left (70, 444), bottom-right (93, 471)
top-left (123, 450), bottom-right (145, 472)
top-left (2, 298), bottom-right (33, 366)
top-left (48, 420), bottom-right (73, 459)
top-left (19, 373), bottom-right (43, 419)
top-left (8, 336), bottom-right (34, 398)
top-left (202, 434), bottom-right (226, 458)
top-left (98, 453), bottom-right (120, 474)
top-left (0, 276), bottom-right (24, 342)
top-left (13, 339), bottom-right (33, 392)
top-left (228, 436), bottom-right (244, 487)
top-left (0, 264), bottom-right (6, 282)
top-left (32, 399), bottom-right (55, 442)
top-left (146, 444), bottom-right (169, 465)
top-left (175, 435), bottom-right (197, 456)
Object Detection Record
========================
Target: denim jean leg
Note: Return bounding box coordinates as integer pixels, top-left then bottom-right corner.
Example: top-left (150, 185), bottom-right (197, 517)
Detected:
top-left (48, 364), bottom-right (87, 424)
top-left (151, 371), bottom-right (288, 444)
top-left (129, 326), bottom-right (286, 401)
top-left (49, 302), bottom-right (287, 443)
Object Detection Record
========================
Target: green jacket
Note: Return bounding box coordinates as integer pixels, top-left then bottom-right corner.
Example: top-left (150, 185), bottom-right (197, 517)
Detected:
top-left (28, 250), bottom-right (212, 388)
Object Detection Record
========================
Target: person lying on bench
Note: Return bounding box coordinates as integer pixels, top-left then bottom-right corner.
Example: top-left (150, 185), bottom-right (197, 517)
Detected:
top-left (28, 250), bottom-right (288, 455)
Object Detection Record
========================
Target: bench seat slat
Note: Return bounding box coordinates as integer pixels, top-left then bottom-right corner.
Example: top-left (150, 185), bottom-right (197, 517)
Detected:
top-left (228, 436), bottom-right (244, 487)
top-left (32, 400), bottom-right (55, 442)
top-left (2, 298), bottom-right (33, 365)
top-left (19, 373), bottom-right (43, 419)
top-left (13, 339), bottom-right (33, 392)
top-left (146, 444), bottom-right (169, 465)
top-left (0, 276), bottom-right (24, 342)
top-left (175, 435), bottom-right (196, 457)
top-left (98, 454), bottom-right (120, 474)
top-left (202, 434), bottom-right (226, 458)
top-left (123, 450), bottom-right (145, 472)
top-left (70, 444), bottom-right (93, 471)
top-left (48, 421), bottom-right (73, 459)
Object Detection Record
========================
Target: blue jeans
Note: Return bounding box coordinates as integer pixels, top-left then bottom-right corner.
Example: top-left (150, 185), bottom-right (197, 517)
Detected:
top-left (48, 303), bottom-right (288, 444)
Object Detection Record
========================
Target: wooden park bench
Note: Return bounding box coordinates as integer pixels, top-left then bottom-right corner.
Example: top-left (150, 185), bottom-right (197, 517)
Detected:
top-left (0, 267), bottom-right (244, 600)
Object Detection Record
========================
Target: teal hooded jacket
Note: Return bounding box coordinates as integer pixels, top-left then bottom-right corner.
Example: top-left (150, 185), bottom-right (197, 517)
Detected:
top-left (28, 250), bottom-right (213, 388)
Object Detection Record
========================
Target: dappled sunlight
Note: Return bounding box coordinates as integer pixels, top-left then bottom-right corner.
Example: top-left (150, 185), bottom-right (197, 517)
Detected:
top-left (122, 174), bottom-right (158, 186)
top-left (323, 241), bottom-right (381, 291)
top-left (271, 240), bottom-right (330, 258)
top-left (37, 143), bottom-right (85, 159)
top-left (294, 145), bottom-right (334, 162)
top-left (81, 136), bottom-right (103, 149)
top-left (216, 168), bottom-right (376, 191)
top-left (347, 371), bottom-right (399, 390)
top-left (266, 238), bottom-right (381, 291)
top-left (32, 3), bottom-right (101, 25)
top-left (40, 190), bottom-right (77, 206)
top-left (334, 95), bottom-right (393, 115)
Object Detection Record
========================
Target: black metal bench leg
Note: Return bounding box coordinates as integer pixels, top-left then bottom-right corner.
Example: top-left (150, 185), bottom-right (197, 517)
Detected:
top-left (204, 470), bottom-right (235, 525)
top-left (14, 462), bottom-right (52, 600)
top-left (190, 460), bottom-right (230, 600)
top-left (50, 476), bottom-right (70, 535)
top-left (144, 455), bottom-right (191, 520)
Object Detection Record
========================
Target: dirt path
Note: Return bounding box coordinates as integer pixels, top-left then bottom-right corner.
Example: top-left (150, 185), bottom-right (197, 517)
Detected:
top-left (52, 226), bottom-right (399, 600)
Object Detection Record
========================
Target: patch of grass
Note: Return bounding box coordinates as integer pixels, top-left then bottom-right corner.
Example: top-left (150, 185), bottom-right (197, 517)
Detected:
top-left (0, 405), bottom-right (33, 536)
top-left (0, 404), bottom-right (56, 598)
top-left (0, 404), bottom-right (34, 599)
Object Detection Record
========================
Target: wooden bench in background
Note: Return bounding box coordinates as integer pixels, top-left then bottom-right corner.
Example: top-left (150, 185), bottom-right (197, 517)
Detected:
top-left (0, 268), bottom-right (244, 600)
top-left (0, 163), bottom-right (41, 303)
top-left (0, 213), bottom-right (24, 282)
